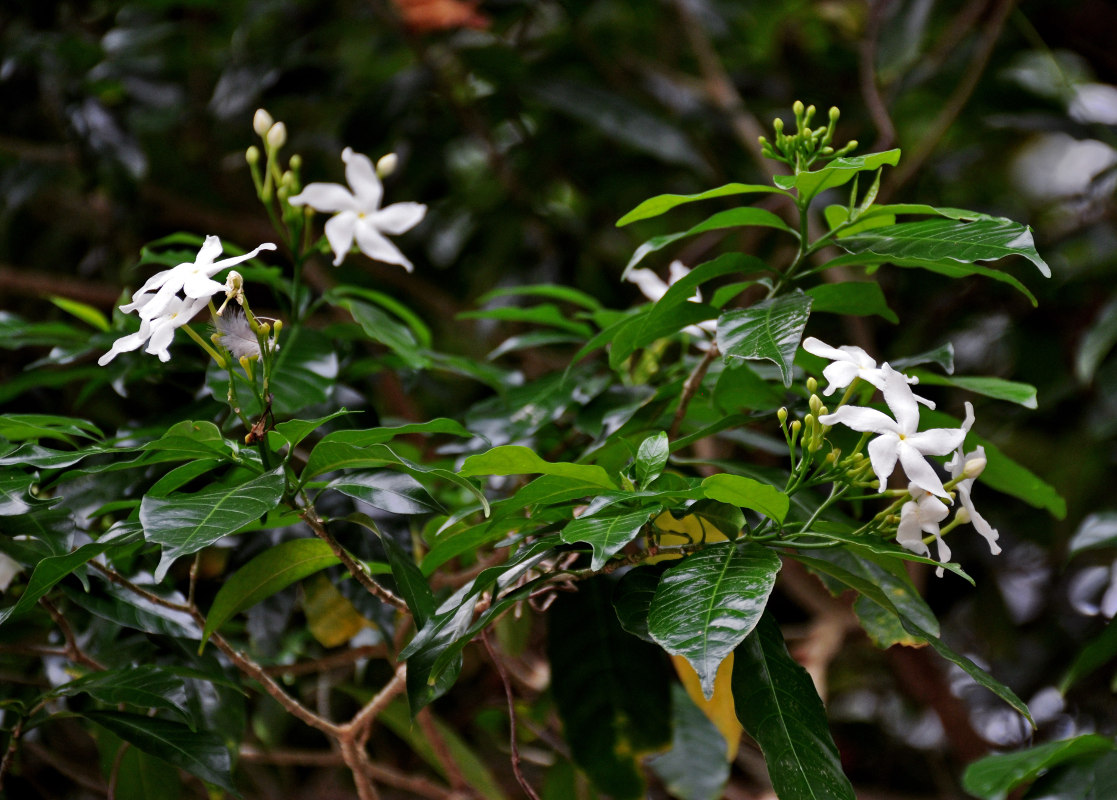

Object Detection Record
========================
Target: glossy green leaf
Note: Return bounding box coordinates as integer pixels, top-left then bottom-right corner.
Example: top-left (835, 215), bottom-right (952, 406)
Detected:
top-left (608, 302), bottom-right (717, 368)
top-left (889, 342), bottom-right (955, 374)
top-left (701, 474), bottom-right (789, 523)
top-left (635, 432), bottom-right (669, 488)
top-left (459, 445), bottom-right (617, 489)
top-left (0, 414), bottom-right (102, 443)
top-left (794, 553), bottom-right (1033, 724)
top-left (62, 582), bottom-right (200, 639)
top-left (82, 710), bottom-right (237, 794)
top-left (648, 542), bottom-right (781, 697)
top-left (1068, 511), bottom-right (1117, 557)
top-left (328, 471), bottom-right (446, 515)
top-left (326, 285), bottom-right (432, 348)
top-left (613, 564), bottom-right (666, 643)
top-left (648, 683), bottom-right (730, 800)
top-left (805, 281), bottom-right (898, 323)
top-left (962, 734), bottom-right (1116, 800)
top-left (0, 442), bottom-right (105, 470)
top-left (460, 303), bottom-right (593, 337)
top-left (623, 208), bottom-right (796, 277)
top-left (1059, 617), bottom-right (1117, 693)
top-left (201, 538), bottom-right (340, 647)
top-left (717, 291), bottom-right (813, 386)
top-left (549, 577), bottom-right (671, 800)
top-left (347, 513), bottom-right (436, 628)
top-left (919, 409), bottom-right (1065, 519)
top-left (51, 666), bottom-right (189, 723)
top-left (773, 149), bottom-right (901, 199)
top-left (911, 371), bottom-right (1038, 409)
top-left (477, 283), bottom-right (603, 311)
top-left (141, 468), bottom-right (286, 582)
top-left (562, 508), bottom-right (656, 570)
top-left (141, 420), bottom-right (237, 461)
top-left (732, 612), bottom-right (855, 800)
top-left (336, 297), bottom-right (429, 368)
top-left (97, 739), bottom-right (181, 800)
top-left (837, 217), bottom-right (1050, 277)
top-left (1076, 294), bottom-right (1117, 383)
top-left (302, 419), bottom-right (477, 480)
top-left (48, 295), bottom-right (110, 331)
top-left (268, 409), bottom-right (355, 450)
top-left (617, 183), bottom-right (790, 226)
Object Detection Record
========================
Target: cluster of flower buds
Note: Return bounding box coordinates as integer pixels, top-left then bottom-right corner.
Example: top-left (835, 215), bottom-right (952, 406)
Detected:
top-left (759, 101), bottom-right (858, 171)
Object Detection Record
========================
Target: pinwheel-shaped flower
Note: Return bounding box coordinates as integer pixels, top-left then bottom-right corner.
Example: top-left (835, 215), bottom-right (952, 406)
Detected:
top-left (946, 403), bottom-right (1002, 555)
top-left (897, 483), bottom-right (951, 577)
top-left (819, 364), bottom-right (966, 498)
top-left (99, 295), bottom-right (209, 365)
top-left (802, 337), bottom-right (929, 405)
top-left (288, 148), bottom-right (427, 270)
top-left (121, 236), bottom-right (276, 322)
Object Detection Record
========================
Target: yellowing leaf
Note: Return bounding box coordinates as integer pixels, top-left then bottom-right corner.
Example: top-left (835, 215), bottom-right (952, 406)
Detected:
top-left (649, 510), bottom-right (731, 562)
top-left (672, 653), bottom-right (742, 760)
top-left (302, 573), bottom-right (373, 647)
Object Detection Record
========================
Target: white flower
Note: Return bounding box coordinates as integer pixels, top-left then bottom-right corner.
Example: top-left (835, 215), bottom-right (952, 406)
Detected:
top-left (121, 236), bottom-right (277, 322)
top-left (626, 260), bottom-right (716, 343)
top-left (946, 403), bottom-right (1002, 556)
top-left (802, 337), bottom-right (931, 405)
top-left (819, 364), bottom-right (966, 498)
top-left (0, 552), bottom-right (23, 593)
top-left (99, 294), bottom-right (208, 365)
top-left (897, 483), bottom-right (951, 577)
top-left (288, 147), bottom-right (427, 270)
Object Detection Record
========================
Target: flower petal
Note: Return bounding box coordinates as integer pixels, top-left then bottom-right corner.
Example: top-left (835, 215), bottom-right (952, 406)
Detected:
top-left (880, 364), bottom-right (921, 433)
top-left (818, 406), bottom-right (898, 434)
top-left (354, 220), bottom-right (413, 271)
top-left (866, 435), bottom-right (900, 491)
top-left (370, 201), bottom-right (426, 235)
top-left (897, 502), bottom-right (930, 556)
top-left (194, 235), bottom-right (225, 269)
top-left (324, 212), bottom-right (358, 266)
top-left (97, 325), bottom-right (151, 366)
top-left (897, 442), bottom-right (948, 498)
top-left (820, 361), bottom-right (863, 394)
top-left (182, 271), bottom-right (226, 299)
top-left (210, 242), bottom-right (278, 273)
top-left (342, 147), bottom-right (383, 210)
top-left (906, 427), bottom-right (967, 457)
top-left (289, 183), bottom-right (359, 213)
top-left (626, 268), bottom-right (669, 302)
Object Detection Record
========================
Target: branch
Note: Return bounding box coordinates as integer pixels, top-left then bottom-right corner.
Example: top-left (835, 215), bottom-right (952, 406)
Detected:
top-left (262, 645), bottom-right (389, 678)
top-left (859, 0), bottom-right (897, 150)
top-left (482, 628), bottom-right (542, 800)
top-left (669, 344), bottom-right (720, 440)
top-left (40, 598), bottom-right (104, 671)
top-left (342, 663), bottom-right (408, 739)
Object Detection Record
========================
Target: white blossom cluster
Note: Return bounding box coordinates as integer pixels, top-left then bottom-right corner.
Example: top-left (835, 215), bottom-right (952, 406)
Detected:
top-left (804, 337), bottom-right (1001, 574)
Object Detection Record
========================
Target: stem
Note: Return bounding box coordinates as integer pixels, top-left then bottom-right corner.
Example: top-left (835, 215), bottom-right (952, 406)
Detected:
top-left (482, 628), bottom-right (543, 800)
top-left (180, 322), bottom-right (226, 367)
top-left (669, 343), bottom-right (720, 440)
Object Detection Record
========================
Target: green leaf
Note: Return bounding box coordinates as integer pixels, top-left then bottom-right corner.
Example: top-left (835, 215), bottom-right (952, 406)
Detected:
top-left (1076, 294), bottom-right (1117, 383)
top-left (617, 183), bottom-right (791, 226)
top-left (82, 710), bottom-right (237, 794)
top-left (910, 372), bottom-right (1038, 409)
top-left (49, 295), bottom-right (110, 331)
top-left (62, 583), bottom-right (200, 639)
top-left (0, 414), bottom-right (102, 443)
top-left (459, 303), bottom-right (593, 337)
top-left (794, 553), bottom-right (1033, 724)
top-left (608, 303), bottom-right (717, 368)
top-left (269, 409), bottom-right (355, 451)
top-left (561, 508), bottom-right (657, 570)
top-left (459, 445), bottom-right (617, 490)
top-left (648, 542), bottom-right (781, 697)
top-left (142, 420), bottom-right (237, 461)
top-left (837, 217), bottom-right (1050, 277)
top-left (201, 538), bottom-right (340, 648)
top-left (890, 343), bottom-right (955, 374)
top-left (919, 408), bottom-right (1065, 519)
top-left (140, 468), bottom-right (286, 582)
top-left (548, 578), bottom-right (671, 800)
top-left (1068, 511), bottom-right (1117, 557)
top-left (476, 283), bottom-right (603, 311)
top-left (962, 735), bottom-right (1116, 800)
top-left (773, 149), bottom-right (901, 200)
top-left (335, 297), bottom-right (429, 368)
top-left (647, 683), bottom-right (730, 800)
top-left (613, 564), bottom-right (667, 643)
top-left (701, 474), bottom-right (789, 523)
top-left (731, 612), bottom-right (856, 800)
top-left (325, 286), bottom-right (432, 348)
top-left (623, 208), bottom-right (796, 277)
top-left (717, 291), bottom-right (813, 386)
top-left (51, 666), bottom-right (189, 724)
top-left (1059, 617), bottom-right (1117, 693)
top-left (805, 281), bottom-right (898, 323)
top-left (635, 432), bottom-right (669, 488)
top-left (302, 419), bottom-right (477, 480)
top-left (328, 471), bottom-right (447, 515)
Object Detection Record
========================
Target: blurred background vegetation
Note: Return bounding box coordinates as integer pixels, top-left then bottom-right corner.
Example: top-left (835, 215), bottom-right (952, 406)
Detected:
top-left (3, 0), bottom-right (1117, 797)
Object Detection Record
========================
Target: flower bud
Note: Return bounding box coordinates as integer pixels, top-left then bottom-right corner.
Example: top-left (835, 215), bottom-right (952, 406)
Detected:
top-left (793, 100), bottom-right (804, 117)
top-left (253, 109), bottom-right (274, 138)
top-left (777, 407), bottom-right (788, 424)
top-left (790, 420), bottom-right (802, 435)
top-left (954, 507), bottom-right (972, 525)
top-left (266, 121), bottom-right (287, 150)
top-left (963, 456), bottom-right (987, 479)
top-left (809, 394), bottom-right (823, 416)
top-left (806, 377), bottom-right (818, 394)
top-left (289, 154), bottom-right (302, 171)
top-left (829, 107), bottom-right (840, 123)
top-left (376, 152), bottom-right (398, 178)
top-left (246, 146), bottom-right (261, 165)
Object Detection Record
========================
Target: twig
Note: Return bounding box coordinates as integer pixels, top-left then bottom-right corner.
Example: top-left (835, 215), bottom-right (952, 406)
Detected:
top-left (417, 707), bottom-right (470, 794)
top-left (107, 742), bottom-right (130, 800)
top-left (859, 0), bottom-right (897, 150)
top-left (298, 506), bottom-right (408, 611)
top-left (340, 737), bottom-right (381, 800)
top-left (40, 598), bottom-right (104, 671)
top-left (482, 628), bottom-right (542, 800)
top-left (262, 645), bottom-right (389, 678)
top-left (669, 344), bottom-right (720, 440)
top-left (343, 663), bottom-right (408, 738)
top-left (88, 561), bottom-right (192, 614)
top-left (884, 0), bottom-right (1017, 197)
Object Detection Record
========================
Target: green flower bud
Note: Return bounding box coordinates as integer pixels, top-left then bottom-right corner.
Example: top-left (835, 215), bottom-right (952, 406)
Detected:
top-left (806, 376), bottom-right (818, 394)
top-left (266, 121), bottom-right (287, 150)
top-left (809, 394), bottom-right (823, 416)
top-left (289, 154), bottom-right (302, 171)
top-left (246, 146), bottom-right (261, 165)
top-left (777, 407), bottom-right (788, 423)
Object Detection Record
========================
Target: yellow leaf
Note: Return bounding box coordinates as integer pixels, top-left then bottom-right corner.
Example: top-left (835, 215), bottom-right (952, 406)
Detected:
top-left (302, 573), bottom-right (373, 647)
top-left (672, 653), bottom-right (743, 761)
top-left (649, 511), bottom-right (731, 563)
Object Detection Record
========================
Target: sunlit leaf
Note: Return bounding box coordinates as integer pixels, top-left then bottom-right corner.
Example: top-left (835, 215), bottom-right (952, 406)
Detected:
top-left (773, 149), bottom-right (901, 200)
top-left (635, 431), bottom-right (669, 488)
top-left (459, 445), bottom-right (617, 489)
top-left (328, 471), bottom-right (447, 515)
top-left (962, 734), bottom-right (1116, 800)
top-left (911, 372), bottom-right (1037, 409)
top-left (617, 184), bottom-right (790, 226)
top-left (701, 474), bottom-right (789, 523)
top-left (561, 508), bottom-right (656, 570)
